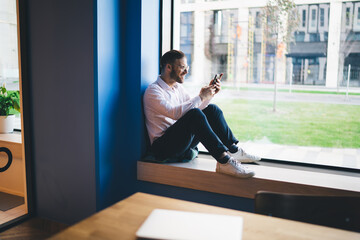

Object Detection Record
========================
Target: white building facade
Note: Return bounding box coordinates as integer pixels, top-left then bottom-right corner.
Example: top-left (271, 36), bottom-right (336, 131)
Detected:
top-left (174, 0), bottom-right (360, 88)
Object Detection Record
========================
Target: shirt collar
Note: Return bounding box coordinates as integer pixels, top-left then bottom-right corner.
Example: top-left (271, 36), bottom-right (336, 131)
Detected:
top-left (157, 76), bottom-right (179, 90)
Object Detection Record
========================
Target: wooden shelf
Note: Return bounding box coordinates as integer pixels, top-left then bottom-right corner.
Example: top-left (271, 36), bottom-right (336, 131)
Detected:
top-left (138, 155), bottom-right (360, 199)
top-left (0, 133), bottom-right (22, 159)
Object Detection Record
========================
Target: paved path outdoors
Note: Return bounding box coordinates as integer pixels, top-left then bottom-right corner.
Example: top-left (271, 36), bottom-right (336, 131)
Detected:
top-left (216, 88), bottom-right (360, 105)
top-left (241, 141), bottom-right (360, 170)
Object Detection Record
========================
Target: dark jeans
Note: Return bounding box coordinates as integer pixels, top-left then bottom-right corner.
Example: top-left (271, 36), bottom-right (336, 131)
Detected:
top-left (151, 104), bottom-right (238, 163)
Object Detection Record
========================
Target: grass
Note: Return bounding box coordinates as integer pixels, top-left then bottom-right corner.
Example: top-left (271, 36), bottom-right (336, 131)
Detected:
top-left (214, 98), bottom-right (360, 148)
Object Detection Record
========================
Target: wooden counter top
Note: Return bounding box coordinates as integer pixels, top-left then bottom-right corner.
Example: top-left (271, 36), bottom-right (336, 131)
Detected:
top-left (50, 192), bottom-right (360, 240)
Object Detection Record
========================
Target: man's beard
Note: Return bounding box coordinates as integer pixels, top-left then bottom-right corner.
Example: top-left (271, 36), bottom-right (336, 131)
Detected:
top-left (170, 69), bottom-right (184, 83)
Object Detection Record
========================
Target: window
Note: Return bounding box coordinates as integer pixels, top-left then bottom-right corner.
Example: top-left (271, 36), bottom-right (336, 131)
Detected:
top-left (309, 33), bottom-right (320, 42)
top-left (171, 0), bottom-right (360, 171)
top-left (302, 9), bottom-right (306, 27)
top-left (180, 12), bottom-right (194, 44)
top-left (311, 9), bottom-right (316, 27)
top-left (255, 11), bottom-right (261, 28)
top-left (180, 12), bottom-right (194, 77)
top-left (0, 0), bottom-right (21, 130)
top-left (346, 7), bottom-right (351, 26)
top-left (324, 31), bottom-right (328, 41)
top-left (294, 31), bottom-right (305, 42)
top-left (354, 3), bottom-right (360, 31)
top-left (320, 8), bottom-right (324, 27)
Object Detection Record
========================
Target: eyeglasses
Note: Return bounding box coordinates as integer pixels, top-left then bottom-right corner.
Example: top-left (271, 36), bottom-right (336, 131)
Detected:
top-left (177, 64), bottom-right (189, 71)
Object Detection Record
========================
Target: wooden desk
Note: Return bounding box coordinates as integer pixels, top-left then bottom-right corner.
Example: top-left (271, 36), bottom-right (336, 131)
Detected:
top-left (51, 192), bottom-right (360, 240)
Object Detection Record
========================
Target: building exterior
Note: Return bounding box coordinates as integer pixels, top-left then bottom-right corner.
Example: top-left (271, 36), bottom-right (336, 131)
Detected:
top-left (175, 0), bottom-right (360, 88)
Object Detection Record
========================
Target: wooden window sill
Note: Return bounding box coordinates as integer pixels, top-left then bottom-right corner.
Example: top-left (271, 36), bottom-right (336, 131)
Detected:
top-left (137, 154), bottom-right (360, 199)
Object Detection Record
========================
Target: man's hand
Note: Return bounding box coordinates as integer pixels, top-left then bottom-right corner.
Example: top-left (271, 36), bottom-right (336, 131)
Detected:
top-left (199, 85), bottom-right (216, 101)
top-left (210, 73), bottom-right (223, 94)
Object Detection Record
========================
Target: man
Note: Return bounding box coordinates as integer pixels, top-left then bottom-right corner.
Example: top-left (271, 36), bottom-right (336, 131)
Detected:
top-left (143, 50), bottom-right (260, 178)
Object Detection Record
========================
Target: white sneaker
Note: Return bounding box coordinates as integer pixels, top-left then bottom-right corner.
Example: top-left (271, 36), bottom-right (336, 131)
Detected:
top-left (216, 158), bottom-right (255, 178)
top-left (228, 148), bottom-right (261, 163)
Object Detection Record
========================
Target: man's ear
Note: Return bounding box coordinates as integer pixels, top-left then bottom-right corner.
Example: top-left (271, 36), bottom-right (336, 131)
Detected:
top-left (166, 63), bottom-right (172, 71)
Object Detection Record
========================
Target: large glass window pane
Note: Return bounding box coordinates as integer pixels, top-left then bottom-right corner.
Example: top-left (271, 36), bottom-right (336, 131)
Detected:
top-left (0, 0), bottom-right (27, 227)
top-left (0, 0), bottom-right (20, 130)
top-left (173, 0), bottom-right (360, 170)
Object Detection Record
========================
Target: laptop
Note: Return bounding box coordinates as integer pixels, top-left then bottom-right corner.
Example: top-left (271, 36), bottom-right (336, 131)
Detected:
top-left (136, 209), bottom-right (243, 240)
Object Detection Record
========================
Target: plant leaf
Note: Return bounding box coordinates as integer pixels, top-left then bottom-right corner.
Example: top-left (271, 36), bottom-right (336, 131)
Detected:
top-left (12, 98), bottom-right (20, 112)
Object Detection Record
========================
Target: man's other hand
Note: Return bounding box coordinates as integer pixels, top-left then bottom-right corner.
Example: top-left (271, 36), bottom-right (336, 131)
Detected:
top-left (209, 73), bottom-right (223, 94)
top-left (199, 85), bottom-right (216, 101)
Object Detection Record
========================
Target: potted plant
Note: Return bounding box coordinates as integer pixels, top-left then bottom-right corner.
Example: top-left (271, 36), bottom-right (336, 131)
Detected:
top-left (0, 83), bottom-right (20, 133)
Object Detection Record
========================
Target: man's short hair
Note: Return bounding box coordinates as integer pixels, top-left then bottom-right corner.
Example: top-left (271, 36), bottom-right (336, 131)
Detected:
top-left (160, 50), bottom-right (185, 72)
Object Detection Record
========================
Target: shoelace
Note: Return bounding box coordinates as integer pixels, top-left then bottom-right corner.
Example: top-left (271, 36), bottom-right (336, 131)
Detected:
top-left (229, 159), bottom-right (245, 168)
top-left (229, 158), bottom-right (238, 166)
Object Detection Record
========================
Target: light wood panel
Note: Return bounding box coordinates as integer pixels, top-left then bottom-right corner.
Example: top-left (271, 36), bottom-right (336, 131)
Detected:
top-left (137, 158), bottom-right (360, 199)
top-left (50, 192), bottom-right (360, 240)
top-left (0, 134), bottom-right (25, 196)
top-left (0, 204), bottom-right (26, 225)
top-left (0, 137), bottom-right (22, 159)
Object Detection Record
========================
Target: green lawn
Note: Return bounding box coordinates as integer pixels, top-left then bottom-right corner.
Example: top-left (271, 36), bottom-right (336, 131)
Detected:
top-left (214, 99), bottom-right (360, 148)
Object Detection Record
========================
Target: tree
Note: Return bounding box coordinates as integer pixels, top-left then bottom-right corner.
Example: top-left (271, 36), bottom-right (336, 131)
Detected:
top-left (262, 0), bottom-right (300, 112)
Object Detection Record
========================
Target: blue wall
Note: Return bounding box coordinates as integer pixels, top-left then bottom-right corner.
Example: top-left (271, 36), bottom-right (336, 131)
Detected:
top-left (96, 0), bottom-right (145, 210)
top-left (96, 0), bottom-right (123, 211)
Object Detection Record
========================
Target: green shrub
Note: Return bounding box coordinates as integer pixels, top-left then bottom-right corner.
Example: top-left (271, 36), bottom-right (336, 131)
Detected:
top-left (0, 84), bottom-right (20, 116)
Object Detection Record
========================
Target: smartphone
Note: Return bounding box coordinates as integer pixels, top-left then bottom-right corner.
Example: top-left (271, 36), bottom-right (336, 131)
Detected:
top-left (212, 74), bottom-right (218, 86)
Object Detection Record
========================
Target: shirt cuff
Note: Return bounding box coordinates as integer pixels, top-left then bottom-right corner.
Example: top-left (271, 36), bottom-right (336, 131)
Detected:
top-left (199, 97), bottom-right (211, 110)
top-left (192, 95), bottom-right (202, 108)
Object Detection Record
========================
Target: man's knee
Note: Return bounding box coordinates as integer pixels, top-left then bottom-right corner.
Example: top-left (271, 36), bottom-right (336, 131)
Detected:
top-left (206, 104), bottom-right (223, 115)
top-left (185, 108), bottom-right (206, 121)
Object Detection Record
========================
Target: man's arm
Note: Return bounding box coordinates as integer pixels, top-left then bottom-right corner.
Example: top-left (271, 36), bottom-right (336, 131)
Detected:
top-left (144, 86), bottom-right (202, 120)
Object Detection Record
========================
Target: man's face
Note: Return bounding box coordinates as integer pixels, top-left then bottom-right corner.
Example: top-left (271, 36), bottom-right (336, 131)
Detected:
top-left (170, 57), bottom-right (188, 84)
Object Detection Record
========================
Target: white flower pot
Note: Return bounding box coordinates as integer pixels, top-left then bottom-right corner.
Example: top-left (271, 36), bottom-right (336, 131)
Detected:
top-left (0, 115), bottom-right (15, 133)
